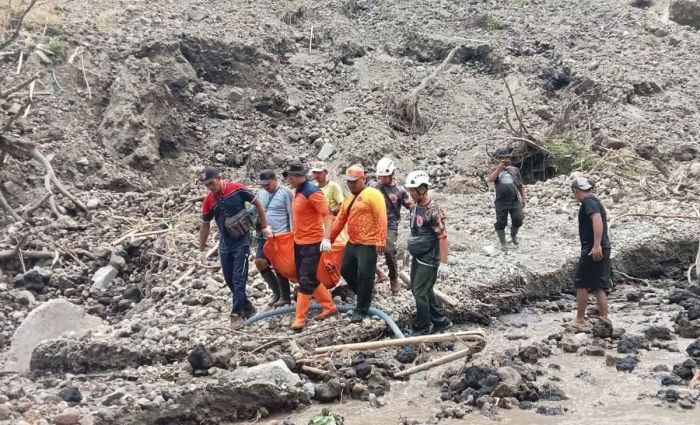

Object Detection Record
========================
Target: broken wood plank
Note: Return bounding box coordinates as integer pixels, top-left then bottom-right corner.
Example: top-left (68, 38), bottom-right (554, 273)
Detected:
top-left (315, 329), bottom-right (486, 354)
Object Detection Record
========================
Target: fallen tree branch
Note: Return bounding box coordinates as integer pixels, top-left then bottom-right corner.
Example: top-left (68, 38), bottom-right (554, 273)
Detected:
top-left (172, 244), bottom-right (219, 287)
top-left (611, 213), bottom-right (700, 225)
top-left (0, 185), bottom-right (22, 222)
top-left (394, 346), bottom-right (481, 379)
top-left (0, 249), bottom-right (56, 260)
top-left (390, 44), bottom-right (463, 134)
top-left (19, 192), bottom-right (51, 218)
top-left (315, 329), bottom-right (486, 354)
top-left (0, 74), bottom-right (38, 101)
top-left (301, 365), bottom-right (331, 378)
top-left (0, 0), bottom-right (39, 50)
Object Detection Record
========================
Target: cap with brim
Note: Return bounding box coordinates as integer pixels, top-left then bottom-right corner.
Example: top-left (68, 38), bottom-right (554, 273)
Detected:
top-left (345, 165), bottom-right (365, 182)
top-left (198, 167), bottom-right (220, 185)
top-left (309, 161), bottom-right (327, 173)
top-left (571, 176), bottom-right (593, 191)
top-left (282, 161), bottom-right (307, 178)
top-left (258, 169), bottom-right (276, 185)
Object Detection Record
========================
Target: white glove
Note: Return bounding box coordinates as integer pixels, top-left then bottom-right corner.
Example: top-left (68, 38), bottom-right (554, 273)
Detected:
top-left (199, 251), bottom-right (208, 265)
top-left (261, 226), bottom-right (273, 238)
top-left (437, 263), bottom-right (449, 281)
top-left (320, 239), bottom-right (332, 253)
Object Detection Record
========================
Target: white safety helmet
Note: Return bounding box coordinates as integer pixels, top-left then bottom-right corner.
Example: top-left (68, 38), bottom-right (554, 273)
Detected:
top-left (376, 158), bottom-right (396, 177)
top-left (405, 170), bottom-right (430, 188)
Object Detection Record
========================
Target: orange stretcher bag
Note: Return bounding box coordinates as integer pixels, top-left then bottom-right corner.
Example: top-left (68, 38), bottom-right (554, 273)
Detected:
top-left (263, 231), bottom-right (347, 289)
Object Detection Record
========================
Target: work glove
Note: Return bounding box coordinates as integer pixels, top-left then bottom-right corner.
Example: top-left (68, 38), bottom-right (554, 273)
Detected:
top-left (320, 239), bottom-right (332, 253)
top-left (437, 263), bottom-right (449, 281)
top-left (199, 251), bottom-right (208, 265)
top-left (261, 226), bottom-right (273, 238)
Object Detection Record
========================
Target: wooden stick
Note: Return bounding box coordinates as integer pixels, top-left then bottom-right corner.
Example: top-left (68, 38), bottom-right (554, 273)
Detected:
top-left (172, 244), bottom-right (218, 286)
top-left (611, 213), bottom-right (700, 225)
top-left (301, 365), bottom-right (330, 378)
top-left (394, 346), bottom-right (480, 378)
top-left (399, 271), bottom-right (456, 309)
top-left (112, 229), bottom-right (169, 245)
top-left (0, 0), bottom-right (39, 50)
top-left (0, 249), bottom-right (56, 260)
top-left (0, 186), bottom-right (22, 222)
top-left (315, 330), bottom-right (486, 354)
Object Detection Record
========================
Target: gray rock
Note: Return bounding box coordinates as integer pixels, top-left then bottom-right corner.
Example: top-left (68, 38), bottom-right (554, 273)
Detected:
top-left (561, 335), bottom-right (580, 353)
top-left (615, 355), bottom-right (638, 372)
top-left (91, 266), bottom-right (118, 293)
top-left (5, 299), bottom-right (105, 372)
top-left (670, 0), bottom-right (700, 30)
top-left (303, 382), bottom-right (315, 398)
top-left (15, 290), bottom-right (36, 306)
top-left (617, 334), bottom-right (649, 354)
top-left (492, 367), bottom-right (521, 397)
top-left (0, 404), bottom-right (10, 420)
top-left (644, 326), bottom-right (672, 340)
top-left (591, 317), bottom-right (613, 339)
top-left (317, 142), bottom-right (336, 161)
top-left (102, 390), bottom-right (125, 406)
top-left (109, 253), bottom-right (127, 271)
top-left (583, 346), bottom-right (606, 356)
top-left (53, 408), bottom-right (81, 425)
top-left (187, 8), bottom-right (209, 22)
top-left (232, 359), bottom-right (300, 387)
top-left (86, 198), bottom-right (100, 209)
top-left (59, 386), bottom-right (83, 403)
top-left (689, 162), bottom-right (700, 178)
top-left (314, 379), bottom-right (342, 402)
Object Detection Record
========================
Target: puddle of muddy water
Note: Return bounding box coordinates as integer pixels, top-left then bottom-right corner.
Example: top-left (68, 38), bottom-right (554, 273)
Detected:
top-left (258, 296), bottom-right (696, 425)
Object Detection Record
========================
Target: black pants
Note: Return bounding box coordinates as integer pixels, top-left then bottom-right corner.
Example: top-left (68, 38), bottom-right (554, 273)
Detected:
top-left (411, 258), bottom-right (448, 329)
top-left (341, 243), bottom-right (377, 316)
top-left (295, 242), bottom-right (321, 295)
top-left (494, 202), bottom-right (523, 231)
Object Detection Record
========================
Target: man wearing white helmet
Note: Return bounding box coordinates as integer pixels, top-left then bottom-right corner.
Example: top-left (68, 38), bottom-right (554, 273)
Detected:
top-left (404, 170), bottom-right (452, 334)
top-left (371, 157), bottom-right (413, 295)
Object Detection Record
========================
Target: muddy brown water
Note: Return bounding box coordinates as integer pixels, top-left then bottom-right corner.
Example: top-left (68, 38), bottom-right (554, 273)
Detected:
top-left (259, 300), bottom-right (695, 425)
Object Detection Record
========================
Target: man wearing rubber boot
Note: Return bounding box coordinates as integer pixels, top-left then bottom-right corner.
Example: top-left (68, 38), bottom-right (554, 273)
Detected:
top-left (251, 170), bottom-right (294, 307)
top-left (371, 158), bottom-right (412, 295)
top-left (331, 165), bottom-right (387, 323)
top-left (487, 149), bottom-right (525, 250)
top-left (405, 171), bottom-right (452, 335)
top-left (284, 160), bottom-right (337, 331)
top-left (199, 167), bottom-right (271, 319)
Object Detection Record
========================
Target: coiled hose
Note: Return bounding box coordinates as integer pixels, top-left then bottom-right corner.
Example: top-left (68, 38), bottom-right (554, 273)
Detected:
top-left (244, 303), bottom-right (406, 339)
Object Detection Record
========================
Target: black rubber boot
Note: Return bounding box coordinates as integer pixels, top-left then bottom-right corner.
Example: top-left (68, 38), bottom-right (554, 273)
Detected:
top-left (511, 226), bottom-right (520, 245)
top-left (260, 267), bottom-right (280, 306)
top-left (496, 229), bottom-right (507, 249)
top-left (273, 276), bottom-right (292, 307)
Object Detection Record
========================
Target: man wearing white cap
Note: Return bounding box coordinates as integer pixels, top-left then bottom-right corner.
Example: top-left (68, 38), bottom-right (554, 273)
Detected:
top-left (571, 176), bottom-right (611, 329)
top-left (310, 161), bottom-right (345, 216)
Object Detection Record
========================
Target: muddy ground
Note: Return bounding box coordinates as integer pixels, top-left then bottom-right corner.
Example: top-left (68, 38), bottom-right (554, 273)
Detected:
top-left (1, 0), bottom-right (700, 424)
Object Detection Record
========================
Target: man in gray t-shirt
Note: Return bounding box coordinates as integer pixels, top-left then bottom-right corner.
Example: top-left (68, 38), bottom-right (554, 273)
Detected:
top-left (250, 170), bottom-right (294, 307)
top-left (487, 149), bottom-right (525, 248)
top-left (372, 158), bottom-right (412, 294)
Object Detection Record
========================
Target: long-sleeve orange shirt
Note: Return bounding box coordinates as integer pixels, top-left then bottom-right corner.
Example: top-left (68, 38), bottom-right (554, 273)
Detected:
top-left (293, 181), bottom-right (330, 245)
top-left (331, 187), bottom-right (387, 247)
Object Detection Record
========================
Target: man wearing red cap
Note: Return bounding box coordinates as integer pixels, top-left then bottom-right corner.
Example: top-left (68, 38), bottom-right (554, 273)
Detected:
top-left (331, 165), bottom-right (387, 322)
top-left (198, 167), bottom-right (271, 319)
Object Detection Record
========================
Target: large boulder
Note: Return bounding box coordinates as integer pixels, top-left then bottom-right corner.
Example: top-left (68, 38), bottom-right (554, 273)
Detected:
top-left (670, 0), bottom-right (700, 29)
top-left (232, 359), bottom-right (301, 387)
top-left (4, 300), bottom-right (105, 372)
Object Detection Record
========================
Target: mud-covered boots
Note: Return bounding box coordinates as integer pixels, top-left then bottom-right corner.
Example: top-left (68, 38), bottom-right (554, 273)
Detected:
top-left (312, 285), bottom-right (337, 321)
top-left (496, 229), bottom-right (507, 249)
top-left (510, 226), bottom-right (520, 245)
top-left (260, 268), bottom-right (281, 306)
top-left (273, 276), bottom-right (292, 307)
top-left (291, 293), bottom-right (311, 331)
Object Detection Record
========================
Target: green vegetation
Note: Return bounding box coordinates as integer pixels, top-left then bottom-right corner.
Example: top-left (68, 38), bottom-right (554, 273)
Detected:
top-left (545, 133), bottom-right (597, 174)
top-left (485, 14), bottom-right (507, 31)
top-left (46, 38), bottom-right (64, 57)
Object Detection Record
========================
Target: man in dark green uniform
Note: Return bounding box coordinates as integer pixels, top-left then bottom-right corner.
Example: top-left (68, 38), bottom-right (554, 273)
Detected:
top-left (404, 170), bottom-right (452, 335)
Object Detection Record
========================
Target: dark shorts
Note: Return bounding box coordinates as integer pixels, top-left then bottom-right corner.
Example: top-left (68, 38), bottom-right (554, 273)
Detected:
top-left (575, 248), bottom-right (611, 291)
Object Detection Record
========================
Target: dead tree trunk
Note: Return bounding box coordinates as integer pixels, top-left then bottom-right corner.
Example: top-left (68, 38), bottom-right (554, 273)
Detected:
top-left (389, 45), bottom-right (463, 134)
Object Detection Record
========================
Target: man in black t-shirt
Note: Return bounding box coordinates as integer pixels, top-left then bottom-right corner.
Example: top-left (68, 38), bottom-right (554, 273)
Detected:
top-left (571, 176), bottom-right (611, 329)
top-left (487, 149), bottom-right (525, 249)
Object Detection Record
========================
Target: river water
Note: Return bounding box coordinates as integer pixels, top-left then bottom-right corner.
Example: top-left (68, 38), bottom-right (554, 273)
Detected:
top-left (260, 298), bottom-right (696, 425)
